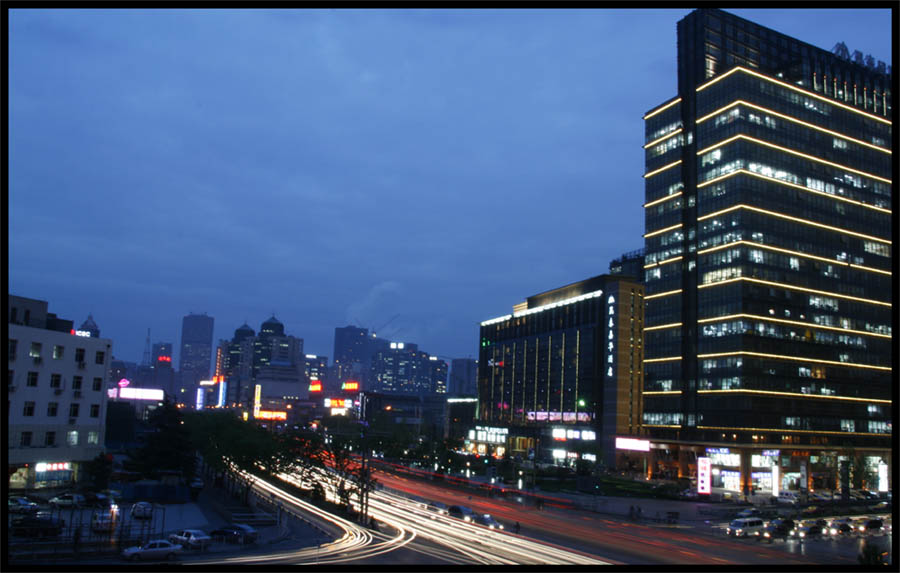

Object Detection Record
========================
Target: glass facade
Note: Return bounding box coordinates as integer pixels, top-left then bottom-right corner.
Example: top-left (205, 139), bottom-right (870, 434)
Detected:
top-left (643, 9), bottom-right (891, 450)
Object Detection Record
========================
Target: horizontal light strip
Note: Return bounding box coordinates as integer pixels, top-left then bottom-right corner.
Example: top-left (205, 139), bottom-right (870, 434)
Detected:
top-left (696, 204), bottom-right (890, 244)
top-left (643, 128), bottom-right (684, 149)
top-left (696, 350), bottom-right (891, 371)
top-left (643, 222), bottom-right (682, 238)
top-left (696, 169), bottom-right (891, 214)
top-left (480, 314), bottom-right (512, 327)
top-left (696, 100), bottom-right (891, 154)
top-left (696, 134), bottom-right (891, 184)
top-left (698, 241), bottom-right (892, 277)
top-left (642, 391), bottom-right (682, 396)
top-left (644, 322), bottom-right (683, 332)
top-left (643, 191), bottom-right (683, 208)
top-left (696, 313), bottom-right (892, 339)
top-left (696, 425), bottom-right (889, 437)
top-left (644, 256), bottom-right (683, 269)
top-left (697, 276), bottom-right (892, 307)
top-left (642, 424), bottom-right (682, 428)
top-left (697, 389), bottom-right (891, 404)
top-left (644, 356), bottom-right (682, 363)
top-left (695, 66), bottom-right (892, 126)
top-left (643, 159), bottom-right (682, 179)
top-left (513, 288), bottom-right (604, 318)
top-left (644, 288), bottom-right (682, 300)
top-left (643, 97), bottom-right (681, 120)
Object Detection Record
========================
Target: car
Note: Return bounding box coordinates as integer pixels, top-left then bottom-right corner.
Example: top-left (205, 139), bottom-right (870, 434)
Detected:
top-left (828, 522), bottom-right (854, 536)
top-left (49, 493), bottom-right (85, 508)
top-left (735, 508), bottom-right (761, 519)
top-left (169, 529), bottom-right (212, 549)
top-left (475, 514), bottom-right (504, 530)
top-left (121, 539), bottom-right (182, 561)
top-left (447, 505), bottom-right (477, 523)
top-left (777, 492), bottom-right (799, 505)
top-left (870, 501), bottom-right (891, 511)
top-left (209, 523), bottom-right (258, 544)
top-left (858, 518), bottom-right (884, 535)
top-left (727, 517), bottom-right (765, 537)
top-left (131, 501), bottom-right (154, 519)
top-left (792, 522), bottom-right (823, 540)
top-left (427, 502), bottom-right (449, 518)
top-left (679, 489), bottom-right (699, 500)
top-left (10, 516), bottom-right (64, 538)
top-left (757, 518), bottom-right (795, 542)
top-left (800, 505), bottom-right (818, 515)
top-left (8, 497), bottom-right (39, 514)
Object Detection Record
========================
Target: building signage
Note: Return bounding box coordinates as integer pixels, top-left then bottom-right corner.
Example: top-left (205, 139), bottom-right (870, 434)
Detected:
top-left (606, 295), bottom-right (616, 379)
top-left (199, 380), bottom-right (217, 386)
top-left (471, 426), bottom-right (508, 444)
top-left (615, 437), bottom-right (651, 452)
top-left (118, 379), bottom-right (130, 388)
top-left (342, 381), bottom-right (359, 391)
top-left (705, 447), bottom-right (730, 454)
top-left (697, 457), bottom-right (711, 495)
top-left (253, 384), bottom-right (262, 418)
top-left (35, 462), bottom-right (71, 472)
top-left (217, 380), bottom-right (227, 408)
top-left (119, 387), bottom-right (165, 401)
top-left (73, 330), bottom-right (92, 338)
top-left (195, 388), bottom-right (205, 410)
top-left (772, 465), bottom-right (780, 498)
top-left (157, 356), bottom-right (172, 362)
top-left (761, 450), bottom-right (780, 457)
top-left (256, 410), bottom-right (287, 421)
top-left (324, 398), bottom-right (352, 408)
top-left (878, 463), bottom-right (888, 492)
top-left (309, 381), bottom-right (322, 392)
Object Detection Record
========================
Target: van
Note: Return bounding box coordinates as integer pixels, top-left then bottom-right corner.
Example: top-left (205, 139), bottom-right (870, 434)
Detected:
top-left (777, 491), bottom-right (799, 505)
top-left (726, 517), bottom-right (764, 537)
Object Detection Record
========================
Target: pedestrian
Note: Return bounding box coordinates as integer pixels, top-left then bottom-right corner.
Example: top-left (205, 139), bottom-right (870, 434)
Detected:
top-left (514, 521), bottom-right (521, 534)
top-left (637, 506), bottom-right (643, 519)
top-left (629, 505), bottom-right (634, 519)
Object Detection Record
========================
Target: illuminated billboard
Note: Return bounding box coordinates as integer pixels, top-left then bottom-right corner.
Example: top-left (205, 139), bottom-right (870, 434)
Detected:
top-left (309, 382), bottom-right (322, 392)
top-left (157, 356), bottom-right (172, 363)
top-left (253, 384), bottom-right (262, 418)
top-left (697, 457), bottom-right (711, 495)
top-left (119, 387), bottom-right (165, 401)
top-left (615, 437), bottom-right (650, 452)
top-left (324, 398), bottom-right (352, 408)
top-left (256, 410), bottom-right (287, 421)
top-left (342, 381), bottom-right (359, 391)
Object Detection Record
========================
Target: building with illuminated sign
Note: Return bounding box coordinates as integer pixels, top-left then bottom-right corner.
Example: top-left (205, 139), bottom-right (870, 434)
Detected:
top-left (477, 274), bottom-right (644, 467)
top-left (177, 312), bottom-right (214, 405)
top-left (8, 295), bottom-right (111, 489)
top-left (641, 8), bottom-right (891, 495)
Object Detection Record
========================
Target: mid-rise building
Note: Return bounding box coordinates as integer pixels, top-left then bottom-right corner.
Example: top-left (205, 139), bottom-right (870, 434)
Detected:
top-left (370, 342), bottom-right (448, 396)
top-left (449, 358), bottom-right (478, 396)
top-left (8, 295), bottom-right (111, 489)
top-left (477, 275), bottom-right (644, 467)
top-left (641, 8), bottom-right (891, 494)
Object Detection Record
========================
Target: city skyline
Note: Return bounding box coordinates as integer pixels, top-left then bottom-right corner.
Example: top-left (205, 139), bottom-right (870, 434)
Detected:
top-left (9, 8), bottom-right (892, 365)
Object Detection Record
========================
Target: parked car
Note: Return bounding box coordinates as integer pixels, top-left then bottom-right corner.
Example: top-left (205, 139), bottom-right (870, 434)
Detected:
top-left (757, 518), bottom-right (795, 542)
top-left (209, 523), bottom-right (258, 544)
top-left (726, 517), bottom-right (765, 537)
top-left (475, 514), bottom-right (504, 530)
top-left (735, 508), bottom-right (761, 519)
top-left (169, 529), bottom-right (212, 549)
top-left (448, 505), bottom-right (477, 523)
top-left (777, 492), bottom-right (799, 505)
top-left (91, 511), bottom-right (118, 533)
top-left (10, 516), bottom-right (64, 538)
top-left (121, 539), bottom-right (182, 561)
top-left (49, 493), bottom-right (86, 508)
top-left (131, 501), bottom-right (153, 519)
top-left (8, 497), bottom-right (39, 514)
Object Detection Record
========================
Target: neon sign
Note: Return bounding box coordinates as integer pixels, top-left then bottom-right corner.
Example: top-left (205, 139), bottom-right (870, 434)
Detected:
top-left (119, 387), bottom-right (165, 401)
top-left (342, 381), bottom-right (359, 391)
top-left (698, 457), bottom-right (711, 494)
top-left (309, 382), bottom-right (322, 392)
top-left (615, 437), bottom-right (650, 451)
top-left (256, 410), bottom-right (287, 421)
top-left (157, 356), bottom-right (172, 362)
top-left (118, 379), bottom-right (130, 388)
top-left (36, 462), bottom-right (71, 472)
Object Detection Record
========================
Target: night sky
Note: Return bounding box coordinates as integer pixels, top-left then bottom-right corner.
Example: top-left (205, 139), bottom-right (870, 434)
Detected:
top-left (8, 8), bottom-right (893, 366)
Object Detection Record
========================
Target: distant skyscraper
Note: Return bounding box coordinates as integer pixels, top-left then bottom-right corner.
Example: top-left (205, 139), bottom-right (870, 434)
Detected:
top-left (333, 325), bottom-right (375, 388)
top-left (449, 358), bottom-right (478, 396)
top-left (151, 342), bottom-right (175, 397)
top-left (178, 313), bottom-right (214, 403)
top-left (369, 342), bottom-right (447, 396)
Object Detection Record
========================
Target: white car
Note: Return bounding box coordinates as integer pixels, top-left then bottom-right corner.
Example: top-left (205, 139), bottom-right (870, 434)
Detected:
top-left (131, 501), bottom-right (153, 519)
top-left (49, 493), bottom-right (85, 508)
top-left (122, 539), bottom-right (182, 561)
top-left (169, 529), bottom-right (212, 549)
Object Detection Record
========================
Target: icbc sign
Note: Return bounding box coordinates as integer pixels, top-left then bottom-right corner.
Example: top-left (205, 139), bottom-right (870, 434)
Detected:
top-left (697, 457), bottom-right (711, 495)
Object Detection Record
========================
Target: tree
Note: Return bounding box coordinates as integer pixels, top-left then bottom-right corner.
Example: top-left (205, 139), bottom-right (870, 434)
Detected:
top-left (126, 401), bottom-right (195, 480)
top-left (83, 453), bottom-right (113, 490)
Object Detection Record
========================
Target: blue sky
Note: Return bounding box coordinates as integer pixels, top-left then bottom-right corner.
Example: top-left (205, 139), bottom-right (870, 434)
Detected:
top-left (8, 8), bottom-right (893, 367)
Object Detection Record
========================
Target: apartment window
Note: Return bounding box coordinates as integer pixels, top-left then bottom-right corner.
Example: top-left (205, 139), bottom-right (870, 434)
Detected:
top-left (95, 351), bottom-right (105, 365)
top-left (23, 401), bottom-right (35, 416)
top-left (69, 403), bottom-right (80, 418)
top-left (92, 377), bottom-right (102, 391)
top-left (45, 431), bottom-right (56, 447)
top-left (53, 345), bottom-right (65, 360)
top-left (67, 431), bottom-right (79, 446)
top-left (72, 376), bottom-right (83, 390)
top-left (75, 348), bottom-right (85, 363)
top-left (30, 342), bottom-right (42, 358)
top-left (20, 431), bottom-right (33, 447)
top-left (9, 339), bottom-right (17, 359)
top-left (87, 432), bottom-right (99, 445)
top-left (90, 404), bottom-right (100, 418)
top-left (50, 374), bottom-right (62, 388)
top-left (48, 402), bottom-right (59, 417)
top-left (26, 372), bottom-right (38, 387)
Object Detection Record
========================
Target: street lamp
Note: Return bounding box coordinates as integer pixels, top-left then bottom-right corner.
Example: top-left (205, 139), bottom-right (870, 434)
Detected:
top-left (518, 470), bottom-right (523, 490)
top-left (466, 461), bottom-right (471, 479)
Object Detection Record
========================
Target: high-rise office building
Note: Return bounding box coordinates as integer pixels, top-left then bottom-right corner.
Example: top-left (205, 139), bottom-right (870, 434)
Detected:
top-left (449, 358), bottom-right (478, 396)
top-left (332, 325), bottom-right (373, 388)
top-left (177, 313), bottom-right (214, 404)
top-left (151, 342), bottom-right (175, 397)
top-left (477, 275), bottom-right (644, 466)
top-left (642, 8), bottom-right (891, 493)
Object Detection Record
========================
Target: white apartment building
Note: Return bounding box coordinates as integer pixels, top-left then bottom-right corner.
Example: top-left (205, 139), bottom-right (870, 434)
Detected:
top-left (8, 295), bottom-right (111, 490)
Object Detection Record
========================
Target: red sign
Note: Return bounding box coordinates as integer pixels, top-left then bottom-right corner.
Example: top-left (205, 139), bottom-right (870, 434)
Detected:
top-left (309, 382), bottom-right (322, 392)
top-left (157, 356), bottom-right (172, 362)
top-left (256, 410), bottom-right (287, 421)
top-left (342, 381), bottom-right (359, 391)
